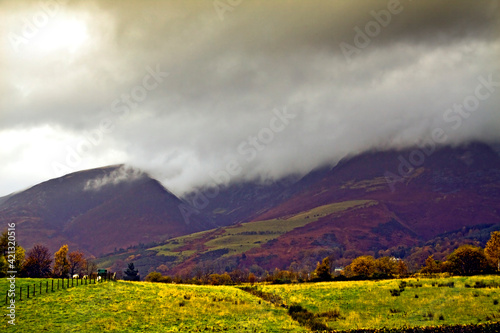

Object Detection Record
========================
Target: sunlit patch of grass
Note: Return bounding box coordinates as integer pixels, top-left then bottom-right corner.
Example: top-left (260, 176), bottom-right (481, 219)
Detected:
top-left (0, 279), bottom-right (306, 332)
top-left (203, 200), bottom-right (377, 257)
top-left (259, 275), bottom-right (500, 331)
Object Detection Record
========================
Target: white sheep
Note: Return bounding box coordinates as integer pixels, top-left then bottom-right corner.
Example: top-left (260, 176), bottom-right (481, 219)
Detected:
top-left (97, 276), bottom-right (101, 282)
top-left (72, 274), bottom-right (79, 279)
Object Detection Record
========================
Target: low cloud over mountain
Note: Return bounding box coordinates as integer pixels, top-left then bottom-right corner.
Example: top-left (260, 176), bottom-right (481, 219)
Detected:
top-left (1, 0), bottom-right (499, 196)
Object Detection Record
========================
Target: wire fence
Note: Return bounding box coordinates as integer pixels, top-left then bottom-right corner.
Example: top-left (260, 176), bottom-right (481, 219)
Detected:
top-left (4, 272), bottom-right (116, 305)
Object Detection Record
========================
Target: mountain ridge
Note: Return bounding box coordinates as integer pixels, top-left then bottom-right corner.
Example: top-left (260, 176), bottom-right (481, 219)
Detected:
top-left (2, 141), bottom-right (500, 276)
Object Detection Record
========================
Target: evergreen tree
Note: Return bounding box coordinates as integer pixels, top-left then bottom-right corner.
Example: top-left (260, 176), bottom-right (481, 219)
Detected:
top-left (124, 262), bottom-right (140, 281)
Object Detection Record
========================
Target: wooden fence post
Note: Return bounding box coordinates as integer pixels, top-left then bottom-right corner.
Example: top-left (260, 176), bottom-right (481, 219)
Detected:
top-left (27, 285), bottom-right (29, 299)
top-left (40, 282), bottom-right (42, 295)
top-left (20, 287), bottom-right (22, 301)
top-left (67, 278), bottom-right (69, 288)
top-left (46, 281), bottom-right (48, 293)
top-left (57, 279), bottom-right (59, 290)
top-left (33, 284), bottom-right (35, 297)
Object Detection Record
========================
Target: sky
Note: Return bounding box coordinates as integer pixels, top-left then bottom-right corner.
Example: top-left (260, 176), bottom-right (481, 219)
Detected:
top-left (1, 0), bottom-right (499, 197)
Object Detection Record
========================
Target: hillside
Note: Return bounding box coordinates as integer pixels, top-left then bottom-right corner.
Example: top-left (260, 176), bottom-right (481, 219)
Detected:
top-left (2, 142), bottom-right (499, 275)
top-left (97, 142), bottom-right (500, 277)
top-left (0, 165), bottom-right (211, 256)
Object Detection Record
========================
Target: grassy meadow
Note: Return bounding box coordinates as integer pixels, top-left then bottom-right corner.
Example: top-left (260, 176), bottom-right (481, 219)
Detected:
top-left (260, 275), bottom-right (500, 331)
top-left (1, 275), bottom-right (500, 332)
top-left (1, 279), bottom-right (304, 333)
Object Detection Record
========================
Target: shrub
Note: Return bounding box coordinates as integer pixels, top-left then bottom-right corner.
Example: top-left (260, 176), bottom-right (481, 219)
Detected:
top-left (423, 311), bottom-right (434, 320)
top-left (390, 289), bottom-right (401, 296)
top-left (318, 309), bottom-right (342, 320)
top-left (288, 304), bottom-right (329, 331)
top-left (447, 245), bottom-right (490, 276)
top-left (474, 281), bottom-right (487, 288)
top-left (145, 271), bottom-right (163, 282)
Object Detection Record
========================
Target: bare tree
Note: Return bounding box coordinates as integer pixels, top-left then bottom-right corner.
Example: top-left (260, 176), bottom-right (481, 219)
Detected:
top-left (68, 250), bottom-right (86, 276)
top-left (84, 258), bottom-right (98, 276)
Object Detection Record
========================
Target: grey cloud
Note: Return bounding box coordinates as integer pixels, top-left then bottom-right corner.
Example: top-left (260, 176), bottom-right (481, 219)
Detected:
top-left (83, 165), bottom-right (144, 191)
top-left (0, 0), bottom-right (499, 197)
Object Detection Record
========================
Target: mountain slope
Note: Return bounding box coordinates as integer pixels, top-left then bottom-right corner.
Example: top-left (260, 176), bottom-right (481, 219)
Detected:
top-left (0, 165), bottom-right (210, 256)
top-left (3, 142), bottom-right (500, 276)
top-left (256, 142), bottom-right (500, 237)
top-left (95, 142), bottom-right (500, 276)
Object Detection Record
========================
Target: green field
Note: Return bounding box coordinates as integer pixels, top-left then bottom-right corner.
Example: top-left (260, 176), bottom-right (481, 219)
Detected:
top-left (0, 278), bottom-right (304, 333)
top-left (259, 275), bottom-right (500, 331)
top-left (1, 276), bottom-right (500, 332)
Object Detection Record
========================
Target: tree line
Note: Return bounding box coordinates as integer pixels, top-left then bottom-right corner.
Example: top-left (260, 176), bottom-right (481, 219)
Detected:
top-left (0, 230), bottom-right (97, 278)
top-left (143, 231), bottom-right (500, 285)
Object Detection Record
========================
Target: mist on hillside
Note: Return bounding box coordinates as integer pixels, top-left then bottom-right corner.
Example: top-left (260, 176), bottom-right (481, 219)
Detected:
top-left (1, 0), bottom-right (499, 196)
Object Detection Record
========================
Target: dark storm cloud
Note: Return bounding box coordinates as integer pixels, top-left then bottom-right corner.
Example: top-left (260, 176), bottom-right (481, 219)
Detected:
top-left (0, 0), bottom-right (499, 196)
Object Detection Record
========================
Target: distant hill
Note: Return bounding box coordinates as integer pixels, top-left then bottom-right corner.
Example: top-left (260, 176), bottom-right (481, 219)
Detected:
top-left (2, 142), bottom-right (500, 276)
top-left (0, 165), bottom-right (211, 256)
top-left (95, 142), bottom-right (500, 276)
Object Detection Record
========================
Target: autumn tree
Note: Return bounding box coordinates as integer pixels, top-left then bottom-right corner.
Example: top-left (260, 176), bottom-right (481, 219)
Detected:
top-left (23, 244), bottom-right (52, 278)
top-left (313, 257), bottom-right (332, 281)
top-left (145, 271), bottom-right (163, 282)
top-left (68, 250), bottom-right (86, 276)
top-left (374, 257), bottom-right (398, 277)
top-left (397, 259), bottom-right (408, 277)
top-left (53, 244), bottom-right (70, 277)
top-left (12, 246), bottom-right (25, 272)
top-left (344, 256), bottom-right (376, 278)
top-left (0, 229), bottom-right (25, 276)
top-left (447, 245), bottom-right (490, 276)
top-left (248, 272), bottom-right (256, 285)
top-left (0, 256), bottom-right (8, 277)
top-left (485, 231), bottom-right (500, 271)
top-left (421, 255), bottom-right (440, 274)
